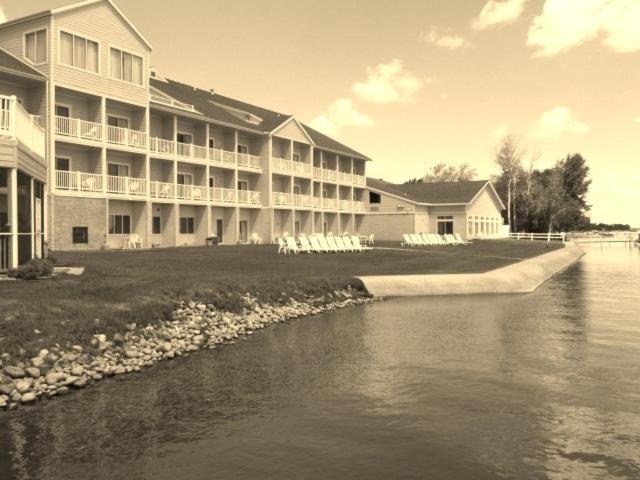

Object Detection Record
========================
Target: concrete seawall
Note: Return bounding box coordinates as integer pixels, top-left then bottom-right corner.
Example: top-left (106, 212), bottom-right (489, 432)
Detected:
top-left (359, 243), bottom-right (585, 297)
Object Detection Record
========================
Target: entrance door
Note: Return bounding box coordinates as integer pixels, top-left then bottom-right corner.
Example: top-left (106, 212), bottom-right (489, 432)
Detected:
top-left (239, 220), bottom-right (248, 243)
top-left (323, 221), bottom-right (327, 235)
top-left (294, 221), bottom-right (301, 236)
top-left (216, 219), bottom-right (223, 243)
top-left (34, 197), bottom-right (42, 258)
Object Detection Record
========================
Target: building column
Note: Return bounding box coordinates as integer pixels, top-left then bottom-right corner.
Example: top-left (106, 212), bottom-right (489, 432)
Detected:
top-left (8, 168), bottom-right (18, 268)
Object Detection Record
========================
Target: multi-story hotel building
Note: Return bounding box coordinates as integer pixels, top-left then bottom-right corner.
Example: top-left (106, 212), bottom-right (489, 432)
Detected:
top-left (0, 0), bottom-right (369, 268)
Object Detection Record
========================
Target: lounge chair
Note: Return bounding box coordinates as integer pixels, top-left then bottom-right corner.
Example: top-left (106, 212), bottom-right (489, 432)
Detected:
top-left (318, 235), bottom-right (332, 252)
top-left (309, 236), bottom-right (325, 253)
top-left (410, 233), bottom-right (425, 246)
top-left (285, 236), bottom-right (299, 254)
top-left (343, 236), bottom-right (357, 251)
top-left (454, 233), bottom-right (471, 245)
top-left (335, 236), bottom-right (350, 252)
top-left (351, 235), bottom-right (372, 252)
top-left (326, 236), bottom-right (340, 252)
top-left (277, 237), bottom-right (288, 254)
top-left (420, 233), bottom-right (433, 246)
top-left (298, 236), bottom-right (313, 253)
top-left (401, 234), bottom-right (414, 246)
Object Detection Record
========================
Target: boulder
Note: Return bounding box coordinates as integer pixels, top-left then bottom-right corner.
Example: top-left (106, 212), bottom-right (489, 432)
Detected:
top-left (15, 380), bottom-right (32, 393)
top-left (70, 365), bottom-right (84, 376)
top-left (3, 366), bottom-right (26, 379)
top-left (45, 372), bottom-right (65, 386)
top-left (26, 367), bottom-right (41, 379)
top-left (20, 392), bottom-right (36, 404)
top-left (0, 383), bottom-right (16, 395)
top-left (31, 357), bottom-right (44, 368)
top-left (124, 348), bottom-right (139, 359)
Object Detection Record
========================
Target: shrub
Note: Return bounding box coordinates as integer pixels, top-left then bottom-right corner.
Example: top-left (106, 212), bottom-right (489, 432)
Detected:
top-left (8, 258), bottom-right (54, 280)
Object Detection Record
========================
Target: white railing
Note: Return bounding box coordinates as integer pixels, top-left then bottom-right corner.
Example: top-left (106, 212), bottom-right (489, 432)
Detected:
top-left (150, 94), bottom-right (196, 112)
top-left (149, 137), bottom-right (175, 156)
top-left (353, 200), bottom-right (365, 212)
top-left (367, 204), bottom-right (416, 213)
top-left (322, 169), bottom-right (337, 182)
top-left (323, 198), bottom-right (337, 209)
top-left (237, 153), bottom-right (262, 170)
top-left (272, 157), bottom-right (293, 174)
top-left (209, 147), bottom-right (223, 164)
top-left (106, 175), bottom-right (147, 196)
top-left (293, 162), bottom-right (312, 177)
top-left (106, 125), bottom-right (147, 149)
top-left (222, 150), bottom-right (236, 166)
top-left (55, 170), bottom-right (103, 192)
top-left (210, 187), bottom-right (237, 204)
top-left (176, 184), bottom-right (206, 201)
top-left (272, 191), bottom-right (294, 207)
top-left (339, 199), bottom-right (352, 210)
top-left (176, 142), bottom-right (193, 158)
top-left (313, 167), bottom-right (323, 179)
top-left (312, 197), bottom-right (322, 208)
top-left (0, 96), bottom-right (45, 158)
top-left (149, 181), bottom-right (175, 199)
top-left (294, 194), bottom-right (313, 208)
top-left (237, 189), bottom-right (261, 205)
top-left (353, 174), bottom-right (366, 186)
top-left (338, 172), bottom-right (353, 184)
top-left (55, 115), bottom-right (103, 143)
top-left (509, 232), bottom-right (566, 243)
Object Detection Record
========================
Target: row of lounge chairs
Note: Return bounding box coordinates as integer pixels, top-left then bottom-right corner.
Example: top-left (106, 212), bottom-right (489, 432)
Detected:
top-left (402, 233), bottom-right (470, 247)
top-left (278, 234), bottom-right (373, 254)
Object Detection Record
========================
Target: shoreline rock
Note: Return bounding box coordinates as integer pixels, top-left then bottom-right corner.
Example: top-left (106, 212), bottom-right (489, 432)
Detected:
top-left (0, 288), bottom-right (371, 412)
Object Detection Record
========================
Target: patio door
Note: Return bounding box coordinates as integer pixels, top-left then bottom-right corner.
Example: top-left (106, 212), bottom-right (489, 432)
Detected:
top-left (34, 197), bottom-right (42, 258)
top-left (216, 219), bottom-right (223, 243)
top-left (239, 220), bottom-right (248, 243)
top-left (294, 220), bottom-right (300, 236)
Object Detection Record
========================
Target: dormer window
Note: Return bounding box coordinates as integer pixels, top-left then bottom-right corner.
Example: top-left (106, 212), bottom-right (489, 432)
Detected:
top-left (24, 29), bottom-right (47, 64)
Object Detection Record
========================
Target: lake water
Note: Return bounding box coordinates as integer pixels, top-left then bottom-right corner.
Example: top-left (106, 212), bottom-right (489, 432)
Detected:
top-left (1, 244), bottom-right (639, 479)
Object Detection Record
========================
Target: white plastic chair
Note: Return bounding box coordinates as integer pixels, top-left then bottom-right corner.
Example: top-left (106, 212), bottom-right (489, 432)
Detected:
top-left (125, 234), bottom-right (142, 249)
top-left (285, 236), bottom-right (299, 254)
top-left (402, 234), bottom-right (414, 246)
top-left (277, 237), bottom-right (288, 254)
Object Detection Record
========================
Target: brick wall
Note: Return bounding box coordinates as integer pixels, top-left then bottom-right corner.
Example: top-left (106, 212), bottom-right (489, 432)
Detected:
top-left (51, 196), bottom-right (106, 250)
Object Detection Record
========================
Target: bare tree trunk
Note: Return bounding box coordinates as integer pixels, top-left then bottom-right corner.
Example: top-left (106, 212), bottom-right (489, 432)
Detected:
top-left (507, 178), bottom-right (512, 231)
top-left (512, 175), bottom-right (518, 230)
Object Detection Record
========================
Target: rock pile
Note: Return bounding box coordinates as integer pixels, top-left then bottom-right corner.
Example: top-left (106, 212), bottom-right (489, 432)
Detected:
top-left (0, 289), bottom-right (370, 411)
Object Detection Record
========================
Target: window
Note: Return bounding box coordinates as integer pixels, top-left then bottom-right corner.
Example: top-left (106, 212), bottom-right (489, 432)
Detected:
top-left (293, 153), bottom-right (301, 162)
top-left (237, 144), bottom-right (248, 154)
top-left (293, 185), bottom-right (301, 195)
top-left (208, 138), bottom-right (215, 149)
top-left (180, 217), bottom-right (195, 234)
top-left (25, 29), bottom-right (47, 64)
top-left (107, 163), bottom-right (129, 177)
top-left (177, 133), bottom-right (192, 144)
top-left (177, 173), bottom-right (193, 185)
top-left (72, 226), bottom-right (88, 244)
top-left (55, 105), bottom-right (70, 118)
top-left (109, 214), bottom-right (130, 234)
top-left (238, 180), bottom-right (248, 191)
top-left (369, 191), bottom-right (381, 204)
top-left (107, 115), bottom-right (129, 129)
top-left (60, 31), bottom-right (98, 73)
top-left (110, 47), bottom-right (143, 85)
top-left (55, 157), bottom-right (70, 171)
top-left (437, 215), bottom-right (454, 235)
top-left (152, 216), bottom-right (161, 235)
top-left (209, 177), bottom-right (215, 188)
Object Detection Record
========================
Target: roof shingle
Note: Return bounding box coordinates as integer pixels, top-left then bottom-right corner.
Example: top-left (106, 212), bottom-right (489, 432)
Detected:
top-left (0, 48), bottom-right (46, 79)
top-left (367, 177), bottom-right (492, 204)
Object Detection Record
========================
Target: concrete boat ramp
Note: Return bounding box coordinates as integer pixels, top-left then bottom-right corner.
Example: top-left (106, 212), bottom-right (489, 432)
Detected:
top-left (359, 243), bottom-right (585, 298)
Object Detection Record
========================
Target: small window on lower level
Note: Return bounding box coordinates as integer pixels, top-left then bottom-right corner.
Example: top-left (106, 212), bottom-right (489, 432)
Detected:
top-left (72, 226), bottom-right (88, 244)
top-left (152, 216), bottom-right (161, 235)
top-left (180, 217), bottom-right (195, 234)
top-left (369, 191), bottom-right (381, 204)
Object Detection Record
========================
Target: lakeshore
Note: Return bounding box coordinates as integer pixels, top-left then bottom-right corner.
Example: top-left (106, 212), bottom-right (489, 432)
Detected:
top-left (0, 240), bottom-right (563, 411)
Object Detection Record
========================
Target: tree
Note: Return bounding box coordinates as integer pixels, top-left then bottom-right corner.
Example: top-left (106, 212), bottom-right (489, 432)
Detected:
top-left (405, 162), bottom-right (477, 184)
top-left (494, 136), bottom-right (523, 230)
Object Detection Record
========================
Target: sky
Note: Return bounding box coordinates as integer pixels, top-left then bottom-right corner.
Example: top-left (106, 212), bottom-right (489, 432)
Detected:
top-left (1, 0), bottom-right (639, 225)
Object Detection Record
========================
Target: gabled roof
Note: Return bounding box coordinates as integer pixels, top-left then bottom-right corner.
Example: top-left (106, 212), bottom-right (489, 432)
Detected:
top-left (0, 0), bottom-right (152, 50)
top-left (367, 178), bottom-right (501, 206)
top-left (302, 123), bottom-right (370, 161)
top-left (0, 48), bottom-right (46, 80)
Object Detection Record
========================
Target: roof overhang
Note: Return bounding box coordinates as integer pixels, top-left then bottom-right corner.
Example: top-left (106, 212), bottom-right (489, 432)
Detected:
top-left (467, 181), bottom-right (506, 210)
top-left (367, 184), bottom-right (472, 207)
top-left (270, 116), bottom-right (316, 145)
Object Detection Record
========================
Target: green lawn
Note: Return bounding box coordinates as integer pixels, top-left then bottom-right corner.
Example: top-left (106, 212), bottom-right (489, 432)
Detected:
top-left (0, 239), bottom-right (561, 358)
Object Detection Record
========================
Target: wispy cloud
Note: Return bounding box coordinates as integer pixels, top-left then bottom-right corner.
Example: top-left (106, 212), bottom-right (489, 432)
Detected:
top-left (352, 59), bottom-right (423, 103)
top-left (530, 107), bottom-right (590, 138)
top-left (527, 0), bottom-right (640, 57)
top-left (418, 27), bottom-right (470, 50)
top-left (472, 0), bottom-right (527, 30)
top-left (309, 98), bottom-right (373, 137)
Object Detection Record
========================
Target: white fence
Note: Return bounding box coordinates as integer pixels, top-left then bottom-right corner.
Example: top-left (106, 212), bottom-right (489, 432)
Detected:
top-left (509, 232), bottom-right (566, 243)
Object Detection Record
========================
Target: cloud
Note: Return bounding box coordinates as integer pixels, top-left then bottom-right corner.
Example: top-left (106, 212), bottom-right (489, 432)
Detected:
top-left (418, 27), bottom-right (470, 50)
top-left (309, 98), bottom-right (373, 137)
top-left (530, 107), bottom-right (590, 138)
top-left (472, 0), bottom-right (527, 30)
top-left (493, 125), bottom-right (509, 138)
top-left (527, 0), bottom-right (640, 57)
top-left (351, 59), bottom-right (423, 103)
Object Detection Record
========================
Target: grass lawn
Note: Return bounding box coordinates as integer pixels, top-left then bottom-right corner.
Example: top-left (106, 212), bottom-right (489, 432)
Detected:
top-left (0, 239), bottom-right (562, 358)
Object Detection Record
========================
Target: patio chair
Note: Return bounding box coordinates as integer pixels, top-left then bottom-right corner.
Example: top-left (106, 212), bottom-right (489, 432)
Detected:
top-left (335, 236), bottom-right (349, 252)
top-left (351, 235), bottom-right (372, 252)
top-left (192, 188), bottom-right (202, 200)
top-left (454, 233), bottom-right (471, 245)
top-left (410, 233), bottom-right (425, 246)
top-left (298, 236), bottom-right (313, 253)
top-left (285, 236), bottom-right (299, 254)
top-left (326, 236), bottom-right (340, 252)
top-left (445, 234), bottom-right (460, 245)
top-left (420, 233), bottom-right (433, 246)
top-left (318, 235), bottom-right (333, 253)
top-left (249, 232), bottom-right (262, 245)
top-left (401, 234), bottom-right (413, 246)
top-left (159, 183), bottom-right (171, 197)
top-left (367, 234), bottom-right (375, 245)
top-left (343, 236), bottom-right (356, 252)
top-left (277, 237), bottom-right (288, 254)
top-left (309, 236), bottom-right (325, 253)
top-left (125, 234), bottom-right (142, 249)
top-left (82, 176), bottom-right (97, 191)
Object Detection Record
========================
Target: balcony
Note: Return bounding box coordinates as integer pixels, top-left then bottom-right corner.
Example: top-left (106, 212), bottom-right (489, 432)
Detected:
top-left (176, 183), bottom-right (207, 201)
top-left (149, 137), bottom-right (175, 157)
top-left (238, 189), bottom-right (262, 206)
top-left (339, 199), bottom-right (352, 211)
top-left (176, 142), bottom-right (208, 161)
top-left (272, 191), bottom-right (293, 207)
top-left (353, 200), bottom-right (365, 212)
top-left (0, 95), bottom-right (46, 159)
top-left (106, 125), bottom-right (147, 150)
top-left (210, 187), bottom-right (237, 205)
top-left (322, 198), bottom-right (337, 209)
top-left (313, 167), bottom-right (323, 179)
top-left (353, 174), bottom-right (366, 187)
top-left (272, 157), bottom-right (293, 174)
top-left (237, 153), bottom-right (262, 171)
top-left (293, 162), bottom-right (312, 177)
top-left (149, 181), bottom-right (175, 200)
top-left (338, 172), bottom-right (353, 184)
top-left (106, 175), bottom-right (147, 197)
top-left (55, 170), bottom-right (103, 193)
top-left (292, 193), bottom-right (313, 209)
top-left (322, 169), bottom-right (337, 182)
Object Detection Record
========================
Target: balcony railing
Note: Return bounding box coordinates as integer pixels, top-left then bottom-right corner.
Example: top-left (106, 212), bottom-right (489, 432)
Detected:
top-left (312, 196), bottom-right (322, 208)
top-left (322, 198), bottom-right (337, 209)
top-left (149, 137), bottom-right (175, 156)
top-left (271, 157), bottom-right (292, 174)
top-left (237, 153), bottom-right (262, 170)
top-left (222, 150), bottom-right (236, 165)
top-left (338, 172), bottom-right (353, 184)
top-left (150, 94), bottom-right (196, 112)
top-left (210, 187), bottom-right (237, 204)
top-left (0, 96), bottom-right (46, 158)
top-left (106, 175), bottom-right (147, 196)
top-left (353, 174), bottom-right (366, 186)
top-left (55, 170), bottom-right (103, 193)
top-left (313, 167), bottom-right (323, 179)
top-left (322, 169), bottom-right (337, 182)
top-left (106, 125), bottom-right (147, 149)
top-left (55, 116), bottom-right (103, 143)
top-left (237, 189), bottom-right (262, 205)
top-left (293, 162), bottom-right (312, 177)
top-left (339, 199), bottom-right (352, 210)
top-left (292, 193), bottom-right (313, 208)
top-left (353, 200), bottom-right (365, 212)
top-left (176, 183), bottom-right (206, 201)
top-left (149, 180), bottom-right (175, 199)
top-left (272, 191), bottom-right (293, 207)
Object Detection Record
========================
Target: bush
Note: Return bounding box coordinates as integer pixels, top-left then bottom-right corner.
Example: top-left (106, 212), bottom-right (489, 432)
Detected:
top-left (8, 258), bottom-right (54, 280)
